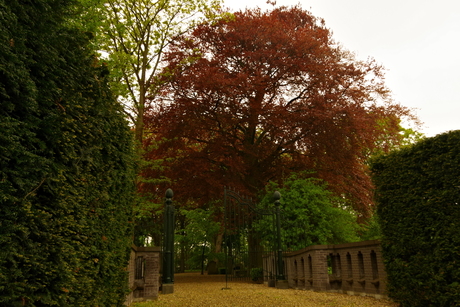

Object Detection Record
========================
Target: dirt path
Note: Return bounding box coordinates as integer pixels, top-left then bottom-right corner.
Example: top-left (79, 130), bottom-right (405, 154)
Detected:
top-left (132, 273), bottom-right (398, 307)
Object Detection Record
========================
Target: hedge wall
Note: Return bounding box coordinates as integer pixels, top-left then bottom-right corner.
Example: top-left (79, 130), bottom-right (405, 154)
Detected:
top-left (0, 1), bottom-right (136, 306)
top-left (371, 130), bottom-right (460, 306)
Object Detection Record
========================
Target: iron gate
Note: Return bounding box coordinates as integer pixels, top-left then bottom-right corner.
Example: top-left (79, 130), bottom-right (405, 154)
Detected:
top-left (223, 187), bottom-right (279, 284)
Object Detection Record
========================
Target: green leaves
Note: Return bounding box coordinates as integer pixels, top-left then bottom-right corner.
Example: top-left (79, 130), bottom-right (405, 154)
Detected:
top-left (1, 1), bottom-right (136, 305)
top-left (371, 130), bottom-right (460, 306)
top-left (175, 207), bottom-right (221, 270)
top-left (255, 174), bottom-right (360, 251)
top-left (93, 0), bottom-right (223, 142)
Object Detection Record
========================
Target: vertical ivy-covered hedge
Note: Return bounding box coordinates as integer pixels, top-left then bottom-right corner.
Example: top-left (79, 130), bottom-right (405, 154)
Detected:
top-left (0, 1), bottom-right (136, 306)
top-left (371, 131), bottom-right (460, 306)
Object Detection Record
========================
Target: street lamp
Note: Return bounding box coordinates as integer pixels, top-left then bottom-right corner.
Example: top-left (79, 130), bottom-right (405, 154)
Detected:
top-left (162, 188), bottom-right (175, 294)
top-left (273, 191), bottom-right (285, 281)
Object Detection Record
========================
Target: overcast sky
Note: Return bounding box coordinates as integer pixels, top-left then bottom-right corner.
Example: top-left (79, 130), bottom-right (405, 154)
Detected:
top-left (224, 0), bottom-right (460, 137)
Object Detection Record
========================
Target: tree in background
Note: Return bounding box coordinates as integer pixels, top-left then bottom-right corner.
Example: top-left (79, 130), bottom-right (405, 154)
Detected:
top-left (75, 0), bottom-right (223, 247)
top-left (175, 207), bottom-right (221, 273)
top-left (0, 1), bottom-right (136, 305)
top-left (97, 0), bottom-right (222, 143)
top-left (255, 174), bottom-right (360, 251)
top-left (143, 6), bottom-right (415, 217)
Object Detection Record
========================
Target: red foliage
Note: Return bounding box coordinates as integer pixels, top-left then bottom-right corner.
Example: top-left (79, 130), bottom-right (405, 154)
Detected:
top-left (142, 6), bottom-right (413, 217)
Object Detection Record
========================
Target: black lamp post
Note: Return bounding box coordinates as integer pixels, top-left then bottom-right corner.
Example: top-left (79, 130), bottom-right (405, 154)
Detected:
top-left (162, 188), bottom-right (175, 291)
top-left (274, 191), bottom-right (285, 281)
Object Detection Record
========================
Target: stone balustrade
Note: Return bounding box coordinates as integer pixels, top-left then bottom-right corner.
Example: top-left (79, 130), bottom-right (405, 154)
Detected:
top-left (263, 240), bottom-right (387, 299)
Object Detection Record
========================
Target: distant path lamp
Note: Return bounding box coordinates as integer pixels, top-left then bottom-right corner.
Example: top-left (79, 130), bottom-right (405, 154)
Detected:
top-left (274, 191), bottom-right (288, 288)
top-left (273, 191), bottom-right (284, 280)
top-left (162, 188), bottom-right (175, 294)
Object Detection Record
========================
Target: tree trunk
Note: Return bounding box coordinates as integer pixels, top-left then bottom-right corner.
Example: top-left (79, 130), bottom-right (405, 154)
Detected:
top-left (215, 231), bottom-right (223, 254)
top-left (201, 243), bottom-right (206, 275)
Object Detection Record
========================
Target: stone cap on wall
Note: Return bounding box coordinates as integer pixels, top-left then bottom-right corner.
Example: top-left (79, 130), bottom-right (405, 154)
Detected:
top-left (131, 245), bottom-right (161, 253)
top-left (285, 240), bottom-right (381, 257)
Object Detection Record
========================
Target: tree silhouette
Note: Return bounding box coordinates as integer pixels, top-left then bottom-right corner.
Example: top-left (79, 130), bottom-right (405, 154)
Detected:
top-left (143, 6), bottom-right (414, 217)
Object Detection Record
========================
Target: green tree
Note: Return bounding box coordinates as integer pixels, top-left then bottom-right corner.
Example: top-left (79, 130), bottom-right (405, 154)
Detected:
top-left (176, 208), bottom-right (221, 272)
top-left (79, 0), bottom-right (223, 248)
top-left (255, 174), bottom-right (360, 251)
top-left (0, 1), bottom-right (136, 305)
top-left (358, 213), bottom-right (381, 241)
top-left (369, 116), bottom-right (424, 157)
top-left (97, 0), bottom-right (222, 143)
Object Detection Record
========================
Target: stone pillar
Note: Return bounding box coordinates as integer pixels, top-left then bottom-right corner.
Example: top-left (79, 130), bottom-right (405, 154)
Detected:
top-left (125, 246), bottom-right (161, 305)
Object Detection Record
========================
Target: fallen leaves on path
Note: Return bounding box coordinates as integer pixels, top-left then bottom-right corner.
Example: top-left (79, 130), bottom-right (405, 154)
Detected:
top-left (132, 273), bottom-right (398, 307)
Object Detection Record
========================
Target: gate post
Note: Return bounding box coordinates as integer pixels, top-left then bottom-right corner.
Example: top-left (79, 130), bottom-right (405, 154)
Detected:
top-left (162, 188), bottom-right (175, 294)
top-left (274, 191), bottom-right (289, 289)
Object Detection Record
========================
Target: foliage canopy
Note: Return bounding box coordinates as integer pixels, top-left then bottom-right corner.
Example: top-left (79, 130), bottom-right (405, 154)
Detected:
top-left (255, 174), bottom-right (360, 251)
top-left (85, 0), bottom-right (223, 246)
top-left (96, 0), bottom-right (222, 143)
top-left (143, 6), bottom-right (414, 217)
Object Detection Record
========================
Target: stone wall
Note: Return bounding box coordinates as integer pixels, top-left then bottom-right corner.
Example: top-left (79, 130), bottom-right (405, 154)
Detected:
top-left (263, 240), bottom-right (387, 299)
top-left (125, 246), bottom-right (161, 306)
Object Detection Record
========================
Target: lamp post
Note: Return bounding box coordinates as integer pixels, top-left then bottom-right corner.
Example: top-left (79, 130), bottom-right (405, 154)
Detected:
top-left (273, 191), bottom-right (285, 281)
top-left (162, 188), bottom-right (175, 294)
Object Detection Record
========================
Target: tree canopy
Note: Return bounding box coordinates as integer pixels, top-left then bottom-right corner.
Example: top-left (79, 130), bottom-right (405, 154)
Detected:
top-left (85, 0), bottom-right (223, 246)
top-left (96, 0), bottom-right (222, 143)
top-left (143, 6), bottom-right (414, 217)
top-left (256, 175), bottom-right (360, 251)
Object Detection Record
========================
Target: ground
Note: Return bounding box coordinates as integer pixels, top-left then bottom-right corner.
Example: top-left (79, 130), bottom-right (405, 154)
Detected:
top-left (132, 272), bottom-right (399, 307)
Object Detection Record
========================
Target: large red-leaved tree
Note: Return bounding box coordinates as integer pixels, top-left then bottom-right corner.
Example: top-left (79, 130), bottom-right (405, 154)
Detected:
top-left (142, 6), bottom-right (413, 217)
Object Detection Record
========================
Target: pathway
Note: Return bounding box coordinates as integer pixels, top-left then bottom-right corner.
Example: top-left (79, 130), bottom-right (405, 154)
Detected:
top-left (133, 273), bottom-right (398, 307)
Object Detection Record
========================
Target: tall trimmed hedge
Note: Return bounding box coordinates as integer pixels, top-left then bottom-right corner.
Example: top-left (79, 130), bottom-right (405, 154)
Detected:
top-left (371, 130), bottom-right (460, 306)
top-left (1, 1), bottom-right (136, 306)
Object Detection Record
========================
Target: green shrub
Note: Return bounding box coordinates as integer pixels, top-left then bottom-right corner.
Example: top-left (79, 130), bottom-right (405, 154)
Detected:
top-left (371, 130), bottom-right (460, 306)
top-left (0, 1), bottom-right (136, 306)
top-left (250, 267), bottom-right (263, 282)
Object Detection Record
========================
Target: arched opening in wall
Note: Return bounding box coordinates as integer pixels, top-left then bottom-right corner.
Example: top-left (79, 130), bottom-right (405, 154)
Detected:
top-left (327, 254), bottom-right (333, 276)
top-left (328, 253), bottom-right (342, 289)
top-left (335, 254), bottom-right (342, 278)
top-left (134, 255), bottom-right (146, 296)
top-left (327, 253), bottom-right (341, 277)
top-left (370, 250), bottom-right (379, 280)
top-left (346, 252), bottom-right (353, 283)
top-left (294, 260), bottom-right (298, 286)
top-left (135, 256), bottom-right (145, 280)
top-left (370, 250), bottom-right (380, 288)
top-left (358, 252), bottom-right (365, 283)
top-left (300, 258), bottom-right (305, 287)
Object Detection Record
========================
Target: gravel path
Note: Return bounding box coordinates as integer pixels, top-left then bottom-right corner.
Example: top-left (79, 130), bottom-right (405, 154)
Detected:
top-left (132, 273), bottom-right (399, 307)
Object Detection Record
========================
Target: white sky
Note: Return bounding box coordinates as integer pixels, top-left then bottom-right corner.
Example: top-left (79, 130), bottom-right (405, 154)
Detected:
top-left (224, 0), bottom-right (460, 137)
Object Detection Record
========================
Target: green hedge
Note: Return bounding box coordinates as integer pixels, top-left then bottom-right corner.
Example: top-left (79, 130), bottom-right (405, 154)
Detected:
top-left (0, 1), bottom-right (136, 306)
top-left (371, 131), bottom-right (460, 306)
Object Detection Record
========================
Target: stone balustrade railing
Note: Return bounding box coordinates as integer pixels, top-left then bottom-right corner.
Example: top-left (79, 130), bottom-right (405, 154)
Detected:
top-left (263, 240), bottom-right (387, 299)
